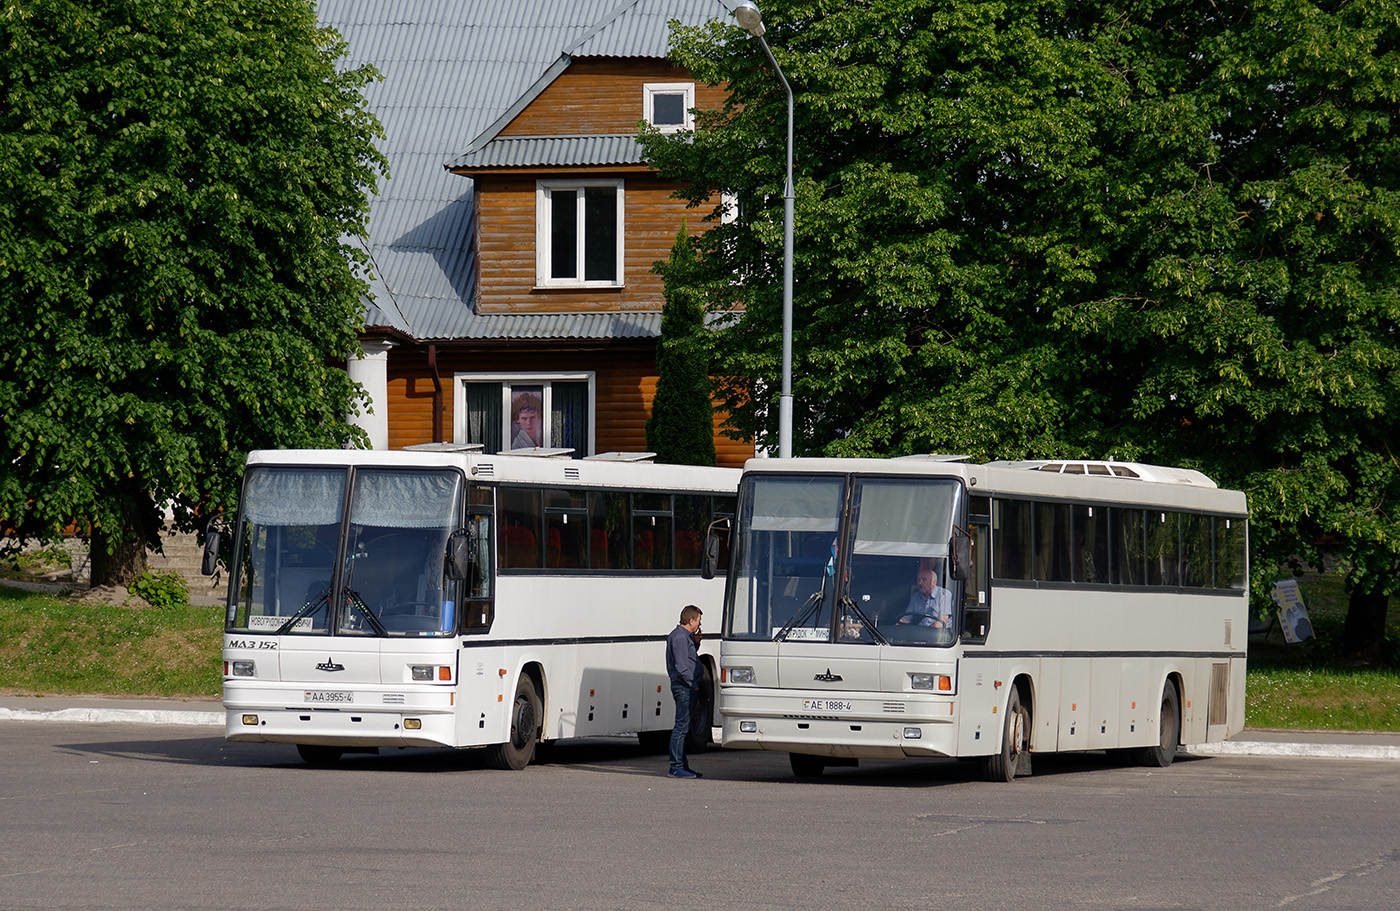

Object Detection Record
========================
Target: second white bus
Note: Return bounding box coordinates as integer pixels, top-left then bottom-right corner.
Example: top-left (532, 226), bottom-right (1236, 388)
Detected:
top-left (712, 456), bottom-right (1248, 780)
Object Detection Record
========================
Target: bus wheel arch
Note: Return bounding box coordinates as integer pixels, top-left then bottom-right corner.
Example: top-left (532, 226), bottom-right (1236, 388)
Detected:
top-left (1136, 675), bottom-right (1181, 768)
top-left (686, 658), bottom-right (716, 752)
top-left (488, 665), bottom-right (544, 770)
top-left (983, 677), bottom-right (1033, 782)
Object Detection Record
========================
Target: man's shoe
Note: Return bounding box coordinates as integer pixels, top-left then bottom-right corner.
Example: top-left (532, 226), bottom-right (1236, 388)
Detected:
top-left (684, 768), bottom-right (704, 778)
top-left (668, 768), bottom-right (699, 779)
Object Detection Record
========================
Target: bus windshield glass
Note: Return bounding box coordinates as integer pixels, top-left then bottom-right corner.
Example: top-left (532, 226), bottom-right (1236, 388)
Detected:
top-left (725, 474), bottom-right (962, 645)
top-left (227, 467), bottom-right (347, 635)
top-left (338, 468), bottom-right (463, 636)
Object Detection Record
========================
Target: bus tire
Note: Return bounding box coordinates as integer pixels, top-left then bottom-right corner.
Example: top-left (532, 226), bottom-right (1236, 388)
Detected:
top-left (790, 753), bottom-right (827, 778)
top-left (296, 744), bottom-right (343, 766)
top-left (982, 687), bottom-right (1030, 782)
top-left (488, 675), bottom-right (541, 770)
top-left (686, 663), bottom-right (715, 753)
top-left (1136, 682), bottom-right (1180, 768)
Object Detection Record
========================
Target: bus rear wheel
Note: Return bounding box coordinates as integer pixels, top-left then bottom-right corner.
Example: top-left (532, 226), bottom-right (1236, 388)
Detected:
top-left (296, 744), bottom-right (343, 766)
top-left (488, 675), bottom-right (541, 770)
top-left (982, 688), bottom-right (1030, 782)
top-left (1136, 682), bottom-right (1180, 768)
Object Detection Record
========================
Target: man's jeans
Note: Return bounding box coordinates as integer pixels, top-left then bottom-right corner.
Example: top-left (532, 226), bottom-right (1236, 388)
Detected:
top-left (669, 681), bottom-right (692, 773)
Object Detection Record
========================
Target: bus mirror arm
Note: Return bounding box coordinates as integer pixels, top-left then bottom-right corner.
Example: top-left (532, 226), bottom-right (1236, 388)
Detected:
top-left (700, 517), bottom-right (731, 580)
top-left (949, 526), bottom-right (973, 582)
top-left (445, 529), bottom-right (472, 581)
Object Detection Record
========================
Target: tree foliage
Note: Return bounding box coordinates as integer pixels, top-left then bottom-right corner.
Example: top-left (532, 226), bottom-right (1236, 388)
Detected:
top-left (642, 0), bottom-right (1400, 657)
top-left (646, 225), bottom-right (717, 466)
top-left (0, 0), bottom-right (386, 584)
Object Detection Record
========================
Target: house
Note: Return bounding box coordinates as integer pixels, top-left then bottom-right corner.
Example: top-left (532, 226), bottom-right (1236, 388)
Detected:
top-left (322, 0), bottom-right (753, 466)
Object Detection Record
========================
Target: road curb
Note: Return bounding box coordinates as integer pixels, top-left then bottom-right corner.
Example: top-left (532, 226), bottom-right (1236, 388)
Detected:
top-left (1189, 741), bottom-right (1400, 761)
top-left (0, 707), bottom-right (223, 727)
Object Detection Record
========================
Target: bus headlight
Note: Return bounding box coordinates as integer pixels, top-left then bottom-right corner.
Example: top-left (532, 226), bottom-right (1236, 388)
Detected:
top-left (911, 674), bottom-right (952, 691)
top-left (410, 665), bottom-right (452, 682)
top-left (726, 667), bottom-right (755, 684)
top-left (231, 660), bottom-right (255, 677)
top-left (411, 665), bottom-right (434, 681)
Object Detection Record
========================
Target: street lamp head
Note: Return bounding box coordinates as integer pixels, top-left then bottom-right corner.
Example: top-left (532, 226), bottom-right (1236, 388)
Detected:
top-left (733, 1), bottom-right (766, 38)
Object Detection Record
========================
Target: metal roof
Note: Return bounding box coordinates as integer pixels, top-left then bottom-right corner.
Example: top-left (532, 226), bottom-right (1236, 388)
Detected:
top-left (449, 134), bottom-right (645, 171)
top-left (317, 0), bottom-right (737, 342)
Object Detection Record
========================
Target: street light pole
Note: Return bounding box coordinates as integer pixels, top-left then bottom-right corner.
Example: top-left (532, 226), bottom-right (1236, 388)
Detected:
top-left (733, 1), bottom-right (794, 458)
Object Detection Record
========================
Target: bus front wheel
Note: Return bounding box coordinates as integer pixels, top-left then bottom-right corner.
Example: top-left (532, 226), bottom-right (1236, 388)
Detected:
top-left (488, 675), bottom-right (541, 770)
top-left (983, 688), bottom-right (1030, 782)
top-left (296, 744), bottom-right (343, 766)
top-left (1136, 682), bottom-right (1180, 768)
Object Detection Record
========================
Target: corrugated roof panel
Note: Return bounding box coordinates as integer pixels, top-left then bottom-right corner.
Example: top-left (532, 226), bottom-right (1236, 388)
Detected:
top-left (450, 135), bottom-right (643, 170)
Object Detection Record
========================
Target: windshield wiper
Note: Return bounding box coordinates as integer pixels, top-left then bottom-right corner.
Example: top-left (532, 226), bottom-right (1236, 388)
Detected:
top-left (276, 590), bottom-right (329, 635)
top-left (838, 596), bottom-right (888, 645)
top-left (343, 589), bottom-right (388, 636)
top-left (775, 589), bottom-right (827, 642)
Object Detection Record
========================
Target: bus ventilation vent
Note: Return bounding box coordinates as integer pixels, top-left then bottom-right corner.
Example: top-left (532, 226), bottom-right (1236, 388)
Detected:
top-left (475, 464), bottom-right (494, 478)
top-left (565, 467), bottom-right (581, 481)
top-left (883, 702), bottom-right (907, 714)
top-left (1207, 663), bottom-right (1229, 726)
top-left (1033, 461), bottom-right (1139, 478)
top-left (383, 694), bottom-right (406, 705)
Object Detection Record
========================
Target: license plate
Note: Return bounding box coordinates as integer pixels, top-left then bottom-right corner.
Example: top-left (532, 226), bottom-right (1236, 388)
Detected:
top-left (803, 698), bottom-right (853, 712)
top-left (304, 690), bottom-right (353, 704)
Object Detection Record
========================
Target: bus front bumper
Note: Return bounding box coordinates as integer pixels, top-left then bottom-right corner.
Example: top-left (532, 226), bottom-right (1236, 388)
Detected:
top-left (719, 688), bottom-right (958, 759)
top-left (224, 681), bottom-right (457, 749)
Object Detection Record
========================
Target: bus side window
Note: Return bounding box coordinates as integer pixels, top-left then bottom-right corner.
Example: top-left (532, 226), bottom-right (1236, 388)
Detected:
top-left (463, 511), bottom-right (494, 630)
top-left (962, 523), bottom-right (990, 642)
top-left (498, 488), bottom-right (542, 569)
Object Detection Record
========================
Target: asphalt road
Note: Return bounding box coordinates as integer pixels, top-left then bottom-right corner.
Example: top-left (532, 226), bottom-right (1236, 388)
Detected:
top-left (3, 719), bottom-right (1399, 911)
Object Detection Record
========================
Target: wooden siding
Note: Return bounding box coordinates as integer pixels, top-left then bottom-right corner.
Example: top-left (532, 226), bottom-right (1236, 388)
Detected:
top-left (475, 172), bottom-right (715, 313)
top-left (500, 58), bottom-right (727, 137)
top-left (381, 344), bottom-right (751, 469)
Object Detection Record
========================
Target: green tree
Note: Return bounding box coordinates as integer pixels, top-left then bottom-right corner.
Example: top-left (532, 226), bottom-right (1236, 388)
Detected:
top-left (0, 0), bottom-right (386, 585)
top-left (646, 224), bottom-right (717, 466)
top-left (643, 0), bottom-right (1400, 658)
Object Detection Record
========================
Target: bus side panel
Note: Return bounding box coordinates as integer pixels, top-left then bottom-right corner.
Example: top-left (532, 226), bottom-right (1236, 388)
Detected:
top-left (1118, 657), bottom-right (1149, 748)
top-left (1032, 658), bottom-right (1061, 754)
top-left (1058, 658), bottom-right (1090, 751)
top-left (455, 645), bottom-right (508, 747)
top-left (1088, 657), bottom-right (1121, 750)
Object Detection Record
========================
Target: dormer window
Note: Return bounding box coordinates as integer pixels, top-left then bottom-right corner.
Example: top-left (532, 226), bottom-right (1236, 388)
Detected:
top-left (644, 82), bottom-right (694, 132)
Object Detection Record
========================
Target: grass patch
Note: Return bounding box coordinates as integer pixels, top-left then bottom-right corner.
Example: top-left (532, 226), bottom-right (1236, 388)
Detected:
top-left (0, 586), bottom-right (221, 698)
top-left (1245, 572), bottom-right (1400, 731)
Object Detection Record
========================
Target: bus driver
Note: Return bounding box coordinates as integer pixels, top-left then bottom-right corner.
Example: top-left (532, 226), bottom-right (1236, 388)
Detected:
top-left (897, 565), bottom-right (952, 628)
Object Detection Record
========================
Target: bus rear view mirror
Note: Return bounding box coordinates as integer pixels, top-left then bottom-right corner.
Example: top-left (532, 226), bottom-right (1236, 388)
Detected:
top-left (700, 517), bottom-right (731, 580)
top-left (201, 530), bottom-right (221, 576)
top-left (949, 531), bottom-right (972, 582)
top-left (445, 530), bottom-right (472, 581)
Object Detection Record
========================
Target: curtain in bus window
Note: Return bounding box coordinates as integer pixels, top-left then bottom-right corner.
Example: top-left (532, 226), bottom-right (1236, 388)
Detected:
top-left (465, 383), bottom-right (504, 455)
top-left (1071, 504), bottom-right (1109, 583)
top-left (632, 493), bottom-right (672, 570)
top-left (550, 382), bottom-right (589, 457)
top-left (1216, 517), bottom-right (1247, 590)
top-left (544, 489), bottom-right (588, 569)
top-left (1111, 508), bottom-right (1147, 585)
top-left (1181, 513), bottom-right (1213, 587)
top-left (349, 470), bottom-right (461, 528)
top-left (1147, 511), bottom-right (1180, 586)
top-left (1035, 502), bottom-right (1072, 582)
top-left (674, 495), bottom-right (709, 571)
top-left (588, 491), bottom-right (630, 570)
top-left (992, 500), bottom-right (1033, 581)
top-left (242, 468), bottom-right (345, 526)
top-left (498, 488), bottom-right (542, 569)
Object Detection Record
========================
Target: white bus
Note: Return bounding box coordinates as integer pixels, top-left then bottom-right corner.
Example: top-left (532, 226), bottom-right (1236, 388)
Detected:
top-left (710, 456), bottom-right (1248, 780)
top-left (208, 447), bottom-right (738, 768)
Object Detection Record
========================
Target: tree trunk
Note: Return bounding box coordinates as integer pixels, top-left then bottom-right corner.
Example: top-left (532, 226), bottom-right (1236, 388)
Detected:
top-left (88, 493), bottom-right (154, 588)
top-left (1341, 586), bottom-right (1391, 663)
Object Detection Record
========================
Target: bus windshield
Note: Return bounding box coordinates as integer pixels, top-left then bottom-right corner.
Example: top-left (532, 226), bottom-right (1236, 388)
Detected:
top-left (225, 466), bottom-right (463, 637)
top-left (726, 474), bottom-right (962, 646)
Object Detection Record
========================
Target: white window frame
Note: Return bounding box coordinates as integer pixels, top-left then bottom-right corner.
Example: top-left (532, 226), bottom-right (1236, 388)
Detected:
top-left (453, 372), bottom-right (597, 455)
top-left (643, 82), bottom-right (695, 133)
top-left (535, 179), bottom-right (625, 289)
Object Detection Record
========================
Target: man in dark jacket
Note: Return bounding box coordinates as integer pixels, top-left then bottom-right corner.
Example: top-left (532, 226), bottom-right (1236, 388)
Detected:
top-left (665, 604), bottom-right (704, 778)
